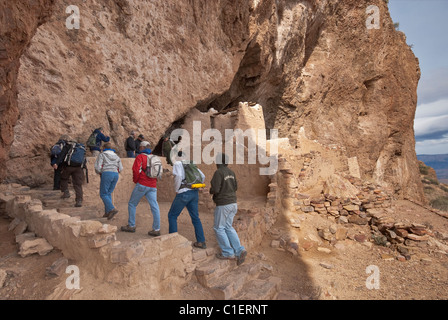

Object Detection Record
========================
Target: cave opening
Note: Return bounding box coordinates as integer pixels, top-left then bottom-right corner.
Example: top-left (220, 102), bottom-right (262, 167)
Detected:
top-left (152, 114), bottom-right (186, 156)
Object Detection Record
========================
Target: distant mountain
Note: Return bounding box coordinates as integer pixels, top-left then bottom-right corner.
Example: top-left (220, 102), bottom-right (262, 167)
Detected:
top-left (417, 154), bottom-right (448, 180)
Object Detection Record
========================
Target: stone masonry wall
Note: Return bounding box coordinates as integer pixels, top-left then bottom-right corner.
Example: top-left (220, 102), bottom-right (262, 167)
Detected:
top-left (0, 184), bottom-right (195, 296)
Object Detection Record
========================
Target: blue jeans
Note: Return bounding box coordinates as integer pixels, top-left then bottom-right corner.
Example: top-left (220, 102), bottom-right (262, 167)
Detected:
top-left (214, 203), bottom-right (244, 257)
top-left (126, 151), bottom-right (135, 158)
top-left (100, 172), bottom-right (119, 213)
top-left (128, 183), bottom-right (160, 230)
top-left (168, 190), bottom-right (205, 243)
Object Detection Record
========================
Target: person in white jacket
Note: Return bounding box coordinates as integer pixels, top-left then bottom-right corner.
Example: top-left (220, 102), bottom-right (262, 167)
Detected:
top-left (94, 143), bottom-right (123, 220)
top-left (168, 151), bottom-right (207, 249)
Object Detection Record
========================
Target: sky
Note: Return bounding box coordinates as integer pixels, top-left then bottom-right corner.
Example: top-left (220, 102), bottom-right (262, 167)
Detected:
top-left (388, 0), bottom-right (448, 155)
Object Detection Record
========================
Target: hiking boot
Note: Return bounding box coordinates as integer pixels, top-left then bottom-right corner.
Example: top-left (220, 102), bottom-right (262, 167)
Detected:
top-left (237, 250), bottom-right (247, 266)
top-left (216, 253), bottom-right (236, 261)
top-left (148, 230), bottom-right (161, 237)
top-left (107, 208), bottom-right (118, 220)
top-left (120, 225), bottom-right (136, 233)
top-left (193, 242), bottom-right (207, 249)
top-left (61, 191), bottom-right (70, 199)
top-left (75, 201), bottom-right (82, 207)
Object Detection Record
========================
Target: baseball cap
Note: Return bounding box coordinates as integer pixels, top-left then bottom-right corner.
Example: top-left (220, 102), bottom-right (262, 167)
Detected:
top-left (140, 141), bottom-right (151, 148)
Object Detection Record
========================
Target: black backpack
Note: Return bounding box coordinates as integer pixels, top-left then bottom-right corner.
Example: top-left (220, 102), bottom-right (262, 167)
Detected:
top-left (64, 142), bottom-right (87, 167)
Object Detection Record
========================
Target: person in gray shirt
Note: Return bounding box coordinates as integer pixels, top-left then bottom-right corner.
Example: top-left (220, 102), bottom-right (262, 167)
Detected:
top-left (94, 143), bottom-right (123, 219)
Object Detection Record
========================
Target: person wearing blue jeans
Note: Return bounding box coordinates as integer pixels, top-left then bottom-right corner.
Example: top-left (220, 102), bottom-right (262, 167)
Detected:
top-left (168, 189), bottom-right (205, 245)
top-left (127, 183), bottom-right (160, 232)
top-left (213, 203), bottom-right (245, 261)
top-left (210, 153), bottom-right (247, 265)
top-left (94, 143), bottom-right (123, 219)
top-left (168, 152), bottom-right (207, 248)
top-left (121, 141), bottom-right (161, 236)
top-left (100, 171), bottom-right (119, 213)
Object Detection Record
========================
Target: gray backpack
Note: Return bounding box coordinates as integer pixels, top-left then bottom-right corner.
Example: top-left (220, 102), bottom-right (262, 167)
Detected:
top-left (145, 154), bottom-right (163, 179)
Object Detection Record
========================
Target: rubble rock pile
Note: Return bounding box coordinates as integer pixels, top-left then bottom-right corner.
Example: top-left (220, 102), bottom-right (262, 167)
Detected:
top-left (265, 154), bottom-right (448, 260)
top-left (307, 190), bottom-right (448, 259)
top-left (297, 181), bottom-right (394, 218)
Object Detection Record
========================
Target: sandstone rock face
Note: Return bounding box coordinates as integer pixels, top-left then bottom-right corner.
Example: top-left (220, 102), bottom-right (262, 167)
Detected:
top-left (6, 0), bottom-right (252, 185)
top-left (227, 0), bottom-right (423, 201)
top-left (1, 0), bottom-right (424, 201)
top-left (0, 0), bottom-right (55, 182)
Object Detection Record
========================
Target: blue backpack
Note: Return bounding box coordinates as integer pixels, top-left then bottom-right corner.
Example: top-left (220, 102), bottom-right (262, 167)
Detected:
top-left (64, 142), bottom-right (86, 167)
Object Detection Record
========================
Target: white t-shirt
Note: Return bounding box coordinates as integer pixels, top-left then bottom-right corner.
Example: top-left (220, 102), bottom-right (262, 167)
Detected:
top-left (172, 161), bottom-right (205, 194)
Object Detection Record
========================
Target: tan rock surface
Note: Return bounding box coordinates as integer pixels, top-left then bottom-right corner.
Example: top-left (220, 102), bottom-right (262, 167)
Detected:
top-left (1, 0), bottom-right (424, 204)
top-left (0, 0), bottom-right (55, 182)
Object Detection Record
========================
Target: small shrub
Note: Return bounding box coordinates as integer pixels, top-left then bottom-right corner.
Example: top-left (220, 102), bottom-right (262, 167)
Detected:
top-left (441, 185), bottom-right (448, 193)
top-left (427, 178), bottom-right (439, 186)
top-left (419, 164), bottom-right (429, 175)
top-left (430, 196), bottom-right (448, 211)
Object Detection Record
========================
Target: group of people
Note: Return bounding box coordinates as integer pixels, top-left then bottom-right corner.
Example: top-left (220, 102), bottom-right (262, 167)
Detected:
top-left (124, 131), bottom-right (149, 158)
top-left (50, 128), bottom-right (111, 207)
top-left (125, 130), bottom-right (177, 168)
top-left (50, 129), bottom-right (247, 265)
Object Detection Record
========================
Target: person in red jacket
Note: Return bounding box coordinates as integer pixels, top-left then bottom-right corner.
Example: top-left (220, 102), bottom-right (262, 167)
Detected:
top-left (120, 141), bottom-right (161, 236)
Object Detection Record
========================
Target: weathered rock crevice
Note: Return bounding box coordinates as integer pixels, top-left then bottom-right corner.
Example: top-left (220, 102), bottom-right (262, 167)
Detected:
top-left (1, 0), bottom-right (424, 202)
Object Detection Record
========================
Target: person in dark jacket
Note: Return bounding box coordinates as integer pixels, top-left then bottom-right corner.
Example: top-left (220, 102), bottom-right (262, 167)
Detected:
top-left (54, 137), bottom-right (86, 208)
top-left (135, 134), bottom-right (144, 155)
top-left (162, 135), bottom-right (175, 166)
top-left (50, 134), bottom-right (69, 191)
top-left (210, 153), bottom-right (247, 265)
top-left (89, 128), bottom-right (110, 157)
top-left (125, 131), bottom-right (137, 158)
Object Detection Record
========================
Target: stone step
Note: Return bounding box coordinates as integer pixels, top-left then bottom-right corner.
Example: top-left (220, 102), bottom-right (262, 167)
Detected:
top-left (28, 189), bottom-right (66, 202)
top-left (57, 207), bottom-right (102, 220)
top-left (233, 276), bottom-right (282, 300)
top-left (192, 247), bottom-right (219, 263)
top-left (30, 190), bottom-right (62, 198)
top-left (195, 258), bottom-right (236, 288)
top-left (206, 262), bottom-right (262, 300)
top-left (41, 199), bottom-right (73, 208)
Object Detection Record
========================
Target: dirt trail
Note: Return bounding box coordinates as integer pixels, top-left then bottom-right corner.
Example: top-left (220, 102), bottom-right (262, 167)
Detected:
top-left (1, 195), bottom-right (448, 300)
